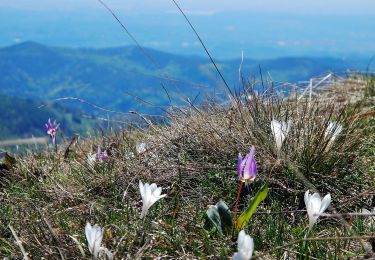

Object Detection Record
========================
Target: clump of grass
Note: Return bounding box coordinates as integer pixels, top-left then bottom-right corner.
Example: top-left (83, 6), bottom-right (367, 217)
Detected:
top-left (0, 76), bottom-right (374, 258)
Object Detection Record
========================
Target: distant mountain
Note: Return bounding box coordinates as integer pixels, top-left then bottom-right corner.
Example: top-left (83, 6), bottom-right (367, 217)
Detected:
top-left (1, 9), bottom-right (374, 59)
top-left (0, 42), bottom-right (369, 115)
top-left (0, 94), bottom-right (94, 140)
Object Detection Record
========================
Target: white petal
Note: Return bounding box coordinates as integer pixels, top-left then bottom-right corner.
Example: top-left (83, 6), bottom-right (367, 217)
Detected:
top-left (304, 190), bottom-right (310, 210)
top-left (310, 193), bottom-right (322, 213)
top-left (93, 225), bottom-right (103, 257)
top-left (242, 235), bottom-right (254, 259)
top-left (307, 193), bottom-right (322, 229)
top-left (271, 120), bottom-right (289, 151)
top-left (99, 247), bottom-right (114, 260)
top-left (157, 194), bottom-right (167, 200)
top-left (85, 223), bottom-right (94, 254)
top-left (362, 208), bottom-right (370, 214)
top-left (234, 230), bottom-right (254, 260)
top-left (139, 182), bottom-right (165, 218)
top-left (149, 183), bottom-right (158, 193)
top-left (271, 120), bottom-right (282, 151)
top-left (144, 183), bottom-right (150, 195)
top-left (140, 203), bottom-right (148, 219)
top-left (153, 186), bottom-right (162, 197)
top-left (237, 231), bottom-right (246, 250)
top-left (233, 252), bottom-right (247, 260)
top-left (139, 180), bottom-right (145, 199)
top-left (319, 193), bottom-right (331, 214)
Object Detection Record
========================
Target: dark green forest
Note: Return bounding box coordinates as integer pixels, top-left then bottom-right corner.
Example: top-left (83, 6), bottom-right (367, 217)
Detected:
top-left (0, 41), bottom-right (370, 140)
top-left (0, 95), bottom-right (94, 140)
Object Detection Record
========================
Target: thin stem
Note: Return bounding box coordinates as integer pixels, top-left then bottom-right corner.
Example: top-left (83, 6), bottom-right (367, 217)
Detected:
top-left (8, 224), bottom-right (29, 260)
top-left (233, 181), bottom-right (244, 224)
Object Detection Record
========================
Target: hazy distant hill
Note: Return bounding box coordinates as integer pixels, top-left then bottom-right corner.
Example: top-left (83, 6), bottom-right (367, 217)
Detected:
top-left (0, 94), bottom-right (94, 140)
top-left (0, 42), bottom-right (369, 115)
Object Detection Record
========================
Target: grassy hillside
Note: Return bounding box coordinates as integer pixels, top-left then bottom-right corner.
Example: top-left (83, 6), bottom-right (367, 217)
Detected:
top-left (0, 95), bottom-right (94, 140)
top-left (0, 76), bottom-right (373, 258)
top-left (0, 42), bottom-right (369, 115)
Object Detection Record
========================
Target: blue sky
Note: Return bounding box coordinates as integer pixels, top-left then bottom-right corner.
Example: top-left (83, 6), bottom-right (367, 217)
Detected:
top-left (1, 0), bottom-right (375, 14)
top-left (0, 1), bottom-right (374, 59)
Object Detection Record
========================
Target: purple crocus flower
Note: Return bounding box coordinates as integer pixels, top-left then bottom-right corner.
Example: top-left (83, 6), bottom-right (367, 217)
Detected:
top-left (45, 118), bottom-right (60, 144)
top-left (96, 146), bottom-right (109, 162)
top-left (237, 146), bottom-right (257, 182)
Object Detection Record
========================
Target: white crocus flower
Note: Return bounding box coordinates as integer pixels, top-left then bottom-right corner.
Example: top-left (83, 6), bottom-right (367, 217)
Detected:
top-left (136, 142), bottom-right (147, 154)
top-left (99, 247), bottom-right (114, 260)
top-left (361, 208), bottom-right (375, 228)
top-left (233, 230), bottom-right (254, 260)
top-left (324, 122), bottom-right (343, 148)
top-left (271, 120), bottom-right (290, 151)
top-left (304, 190), bottom-right (331, 230)
top-left (87, 153), bottom-right (97, 165)
top-left (85, 223), bottom-right (103, 258)
top-left (139, 180), bottom-right (166, 219)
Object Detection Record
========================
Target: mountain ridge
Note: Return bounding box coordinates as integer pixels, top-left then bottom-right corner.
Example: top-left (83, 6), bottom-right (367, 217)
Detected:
top-left (0, 41), bottom-right (370, 114)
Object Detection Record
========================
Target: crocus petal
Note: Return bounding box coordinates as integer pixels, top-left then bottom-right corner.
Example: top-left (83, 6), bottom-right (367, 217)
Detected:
top-left (237, 153), bottom-right (243, 178)
top-left (93, 227), bottom-right (103, 257)
top-left (152, 187), bottom-right (162, 198)
top-left (362, 208), bottom-right (370, 214)
top-left (239, 154), bottom-right (248, 179)
top-left (85, 223), bottom-right (94, 253)
top-left (304, 190), bottom-right (310, 202)
top-left (237, 230), bottom-right (246, 249)
top-left (243, 147), bottom-right (255, 178)
top-left (271, 120), bottom-right (284, 151)
top-left (136, 143), bottom-right (147, 154)
top-left (271, 120), bottom-right (290, 151)
top-left (139, 180), bottom-right (145, 198)
top-left (309, 193), bottom-right (322, 227)
top-left (248, 146), bottom-right (255, 161)
top-left (139, 181), bottom-right (166, 219)
top-left (304, 190), bottom-right (331, 230)
top-left (233, 230), bottom-right (254, 260)
top-left (150, 183), bottom-right (158, 193)
top-left (249, 159), bottom-right (257, 179)
top-left (238, 146), bottom-right (258, 182)
top-left (319, 194), bottom-right (331, 214)
top-left (85, 223), bottom-right (103, 257)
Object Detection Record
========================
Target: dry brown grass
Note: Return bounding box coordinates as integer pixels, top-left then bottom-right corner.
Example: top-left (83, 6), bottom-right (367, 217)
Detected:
top-left (1, 75), bottom-right (374, 258)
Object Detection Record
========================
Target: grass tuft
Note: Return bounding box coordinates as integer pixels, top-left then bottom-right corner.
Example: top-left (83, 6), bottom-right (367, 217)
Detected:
top-left (0, 76), bottom-right (374, 258)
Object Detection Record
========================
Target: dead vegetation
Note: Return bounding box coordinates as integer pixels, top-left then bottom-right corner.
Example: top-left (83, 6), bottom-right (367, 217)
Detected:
top-left (0, 75), bottom-right (374, 259)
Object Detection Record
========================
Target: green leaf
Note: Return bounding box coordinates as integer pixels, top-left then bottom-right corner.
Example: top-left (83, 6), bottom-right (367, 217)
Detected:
top-left (216, 200), bottom-right (233, 233)
top-left (235, 184), bottom-right (269, 231)
top-left (206, 200), bottom-right (233, 234)
top-left (206, 205), bottom-right (223, 233)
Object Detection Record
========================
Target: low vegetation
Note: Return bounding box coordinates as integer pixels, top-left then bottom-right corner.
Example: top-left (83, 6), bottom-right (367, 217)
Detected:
top-left (0, 75), bottom-right (374, 259)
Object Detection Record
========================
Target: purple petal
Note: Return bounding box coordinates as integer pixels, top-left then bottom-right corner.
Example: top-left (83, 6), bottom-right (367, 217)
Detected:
top-left (248, 146), bottom-right (255, 161)
top-left (243, 146), bottom-right (257, 180)
top-left (243, 147), bottom-right (254, 176)
top-left (240, 154), bottom-right (248, 178)
top-left (249, 158), bottom-right (257, 178)
top-left (237, 153), bottom-right (243, 177)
